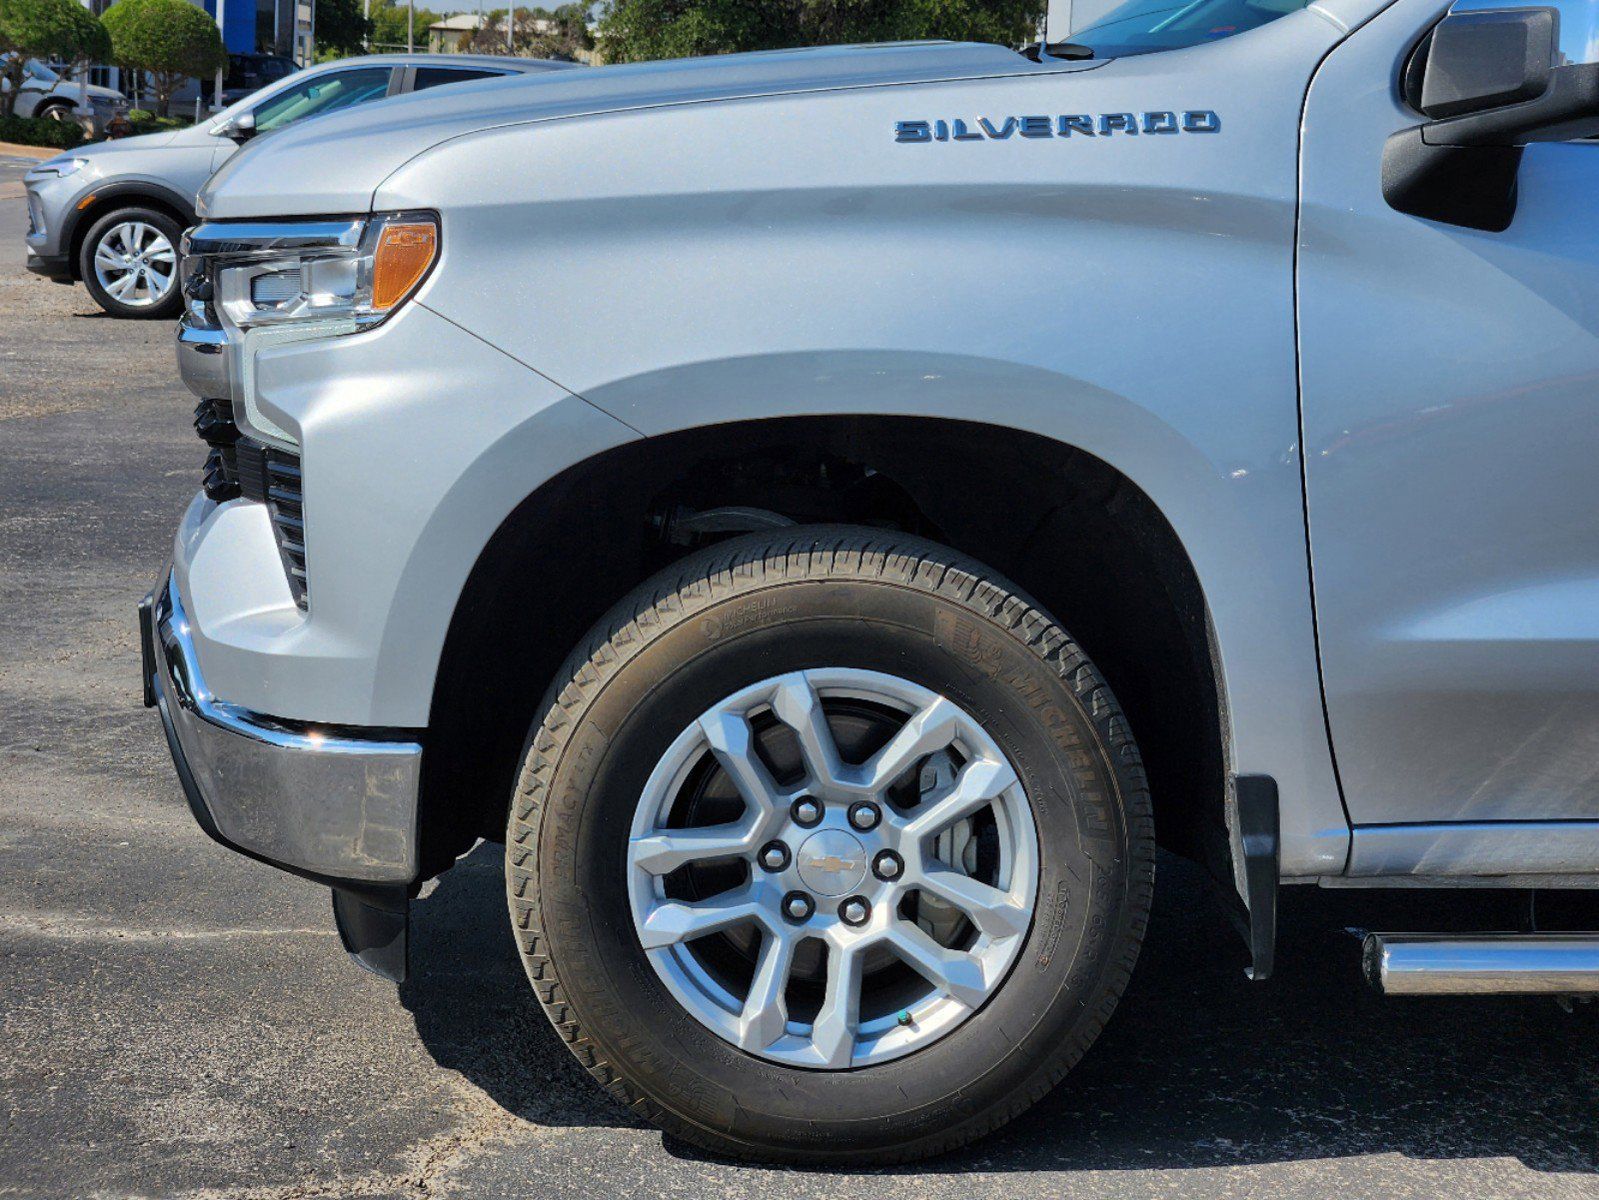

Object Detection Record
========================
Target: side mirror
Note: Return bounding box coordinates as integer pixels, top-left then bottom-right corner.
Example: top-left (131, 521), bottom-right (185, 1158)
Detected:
top-left (219, 110), bottom-right (256, 142)
top-left (1383, 1), bottom-right (1599, 231)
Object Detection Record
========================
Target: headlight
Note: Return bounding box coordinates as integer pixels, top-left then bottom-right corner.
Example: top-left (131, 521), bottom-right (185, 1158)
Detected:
top-left (26, 157), bottom-right (88, 180)
top-left (182, 212), bottom-right (440, 335)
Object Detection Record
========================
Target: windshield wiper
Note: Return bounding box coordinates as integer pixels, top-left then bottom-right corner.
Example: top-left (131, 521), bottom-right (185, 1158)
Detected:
top-left (1021, 41), bottom-right (1096, 62)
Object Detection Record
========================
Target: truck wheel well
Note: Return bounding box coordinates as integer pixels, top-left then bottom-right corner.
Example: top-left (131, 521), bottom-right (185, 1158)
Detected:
top-left (419, 416), bottom-right (1227, 884)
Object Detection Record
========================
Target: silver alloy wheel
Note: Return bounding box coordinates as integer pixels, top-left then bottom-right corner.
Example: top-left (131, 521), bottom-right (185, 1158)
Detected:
top-left (627, 668), bottom-right (1039, 1070)
top-left (92, 220), bottom-right (176, 308)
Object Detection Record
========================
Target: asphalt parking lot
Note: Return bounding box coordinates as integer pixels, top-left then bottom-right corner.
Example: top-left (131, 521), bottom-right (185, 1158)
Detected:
top-left (1, 149), bottom-right (1596, 1199)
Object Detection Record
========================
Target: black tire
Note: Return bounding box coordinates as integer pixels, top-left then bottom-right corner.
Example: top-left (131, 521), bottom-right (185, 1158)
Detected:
top-left (34, 101), bottom-right (75, 123)
top-left (78, 206), bottom-right (184, 320)
top-left (506, 527), bottom-right (1154, 1164)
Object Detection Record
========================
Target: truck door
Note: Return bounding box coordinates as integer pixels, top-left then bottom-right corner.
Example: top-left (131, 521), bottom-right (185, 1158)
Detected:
top-left (1298, 0), bottom-right (1599, 874)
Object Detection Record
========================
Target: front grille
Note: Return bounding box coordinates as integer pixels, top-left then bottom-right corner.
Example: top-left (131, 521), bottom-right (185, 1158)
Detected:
top-left (193, 399), bottom-right (308, 609)
top-left (194, 397), bottom-right (241, 501)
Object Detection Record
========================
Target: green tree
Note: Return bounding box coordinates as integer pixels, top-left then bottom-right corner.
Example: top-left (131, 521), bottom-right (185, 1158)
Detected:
top-left (369, 0), bottom-right (442, 51)
top-left (314, 0), bottom-right (371, 58)
top-left (514, 4), bottom-right (592, 60)
top-left (0, 0), bottom-right (111, 119)
top-left (597, 0), bottom-right (1041, 62)
top-left (56, 1), bottom-right (108, 81)
top-left (102, 0), bottom-right (226, 117)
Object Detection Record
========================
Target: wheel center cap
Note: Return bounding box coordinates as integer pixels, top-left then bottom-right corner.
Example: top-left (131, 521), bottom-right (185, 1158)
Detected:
top-left (795, 829), bottom-right (868, 897)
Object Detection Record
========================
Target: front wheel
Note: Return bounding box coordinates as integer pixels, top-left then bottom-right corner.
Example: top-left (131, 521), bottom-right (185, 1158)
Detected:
top-left (78, 206), bottom-right (183, 320)
top-left (507, 528), bottom-right (1154, 1163)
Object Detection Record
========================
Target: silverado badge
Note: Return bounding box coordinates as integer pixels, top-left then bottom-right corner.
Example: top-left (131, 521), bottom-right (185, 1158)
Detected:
top-left (895, 111), bottom-right (1221, 142)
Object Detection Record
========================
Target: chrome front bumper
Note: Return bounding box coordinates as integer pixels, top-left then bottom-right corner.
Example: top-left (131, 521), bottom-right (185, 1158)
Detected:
top-left (141, 572), bottom-right (423, 886)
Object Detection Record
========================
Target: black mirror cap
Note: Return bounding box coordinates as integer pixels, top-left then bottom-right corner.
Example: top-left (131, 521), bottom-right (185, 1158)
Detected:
top-left (1421, 7), bottom-right (1556, 120)
top-left (1382, 128), bottom-right (1524, 232)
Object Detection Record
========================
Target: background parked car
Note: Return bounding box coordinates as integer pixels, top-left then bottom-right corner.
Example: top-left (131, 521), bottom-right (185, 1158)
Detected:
top-left (22, 53), bottom-right (577, 320)
top-left (219, 52), bottom-right (299, 106)
top-left (166, 52), bottom-right (301, 112)
top-left (1, 56), bottom-right (129, 136)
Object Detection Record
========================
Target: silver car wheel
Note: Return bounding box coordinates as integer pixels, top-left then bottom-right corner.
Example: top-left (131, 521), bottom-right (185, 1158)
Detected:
top-left (92, 220), bottom-right (177, 309)
top-left (626, 668), bottom-right (1039, 1070)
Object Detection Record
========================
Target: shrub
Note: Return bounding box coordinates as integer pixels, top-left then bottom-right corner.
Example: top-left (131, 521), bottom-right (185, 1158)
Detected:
top-left (0, 111), bottom-right (86, 147)
top-left (125, 106), bottom-right (188, 134)
top-left (102, 0), bottom-right (225, 117)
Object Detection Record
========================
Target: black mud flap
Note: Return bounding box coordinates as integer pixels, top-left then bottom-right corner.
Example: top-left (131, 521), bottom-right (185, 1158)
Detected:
top-left (138, 591), bottom-right (157, 708)
top-left (332, 887), bottom-right (410, 983)
top-left (1235, 775), bottom-right (1280, 982)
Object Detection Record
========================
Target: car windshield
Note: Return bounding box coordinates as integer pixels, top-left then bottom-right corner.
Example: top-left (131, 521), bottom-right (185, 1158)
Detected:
top-left (1071, 0), bottom-right (1311, 57)
top-left (249, 66), bottom-right (393, 133)
top-left (25, 58), bottom-right (60, 83)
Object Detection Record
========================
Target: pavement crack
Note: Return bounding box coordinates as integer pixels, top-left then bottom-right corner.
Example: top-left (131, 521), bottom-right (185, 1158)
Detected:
top-left (0, 912), bottom-right (339, 942)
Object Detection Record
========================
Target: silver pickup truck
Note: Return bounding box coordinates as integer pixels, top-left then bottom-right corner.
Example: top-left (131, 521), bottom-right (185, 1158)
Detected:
top-left (144, 0), bottom-right (1599, 1164)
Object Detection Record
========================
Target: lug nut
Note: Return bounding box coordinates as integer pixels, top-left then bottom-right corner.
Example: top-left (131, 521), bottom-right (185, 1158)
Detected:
top-left (848, 802), bottom-right (881, 831)
top-left (791, 797), bottom-right (823, 827)
top-left (872, 850), bottom-right (903, 881)
top-left (758, 841), bottom-right (790, 872)
top-left (839, 897), bottom-right (871, 927)
top-left (782, 891), bottom-right (815, 922)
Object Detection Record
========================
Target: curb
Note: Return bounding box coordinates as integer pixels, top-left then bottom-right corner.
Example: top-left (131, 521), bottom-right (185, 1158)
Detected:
top-left (0, 142), bottom-right (61, 160)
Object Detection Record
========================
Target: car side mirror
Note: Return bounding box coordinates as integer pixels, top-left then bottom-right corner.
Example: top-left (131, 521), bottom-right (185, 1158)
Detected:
top-left (219, 110), bottom-right (256, 142)
top-left (1383, 0), bottom-right (1599, 231)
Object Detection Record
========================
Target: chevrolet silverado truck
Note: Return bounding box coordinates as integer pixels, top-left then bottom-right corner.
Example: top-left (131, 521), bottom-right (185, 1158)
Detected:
top-left (143, 0), bottom-right (1599, 1164)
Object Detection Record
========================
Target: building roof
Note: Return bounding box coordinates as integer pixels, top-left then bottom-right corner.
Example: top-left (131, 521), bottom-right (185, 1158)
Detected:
top-left (428, 13), bottom-right (491, 31)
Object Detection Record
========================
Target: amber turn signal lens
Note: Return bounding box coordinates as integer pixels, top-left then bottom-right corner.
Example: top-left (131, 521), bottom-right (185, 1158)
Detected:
top-left (371, 221), bottom-right (437, 311)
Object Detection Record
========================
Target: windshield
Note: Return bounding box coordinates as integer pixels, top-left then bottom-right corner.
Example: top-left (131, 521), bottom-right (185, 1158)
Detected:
top-left (25, 58), bottom-right (60, 83)
top-left (1072, 0), bottom-right (1311, 57)
top-left (250, 65), bottom-right (393, 133)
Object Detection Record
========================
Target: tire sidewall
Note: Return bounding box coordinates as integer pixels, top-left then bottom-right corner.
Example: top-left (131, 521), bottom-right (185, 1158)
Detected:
top-left (521, 563), bottom-right (1146, 1154)
top-left (79, 207), bottom-right (184, 320)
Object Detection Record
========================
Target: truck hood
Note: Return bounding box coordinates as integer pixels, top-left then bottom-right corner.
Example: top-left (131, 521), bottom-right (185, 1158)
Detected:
top-left (199, 41), bottom-right (1096, 219)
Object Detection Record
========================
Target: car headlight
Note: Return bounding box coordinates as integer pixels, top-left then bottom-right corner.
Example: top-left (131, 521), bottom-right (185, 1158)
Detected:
top-left (182, 212), bottom-right (439, 335)
top-left (26, 157), bottom-right (88, 181)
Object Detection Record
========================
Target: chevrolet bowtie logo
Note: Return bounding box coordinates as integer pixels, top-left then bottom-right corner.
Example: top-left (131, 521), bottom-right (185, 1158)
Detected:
top-left (808, 855), bottom-right (859, 873)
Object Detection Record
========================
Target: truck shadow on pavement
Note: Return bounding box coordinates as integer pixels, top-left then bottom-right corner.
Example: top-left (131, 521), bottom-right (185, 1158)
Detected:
top-left (399, 844), bottom-right (1598, 1175)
